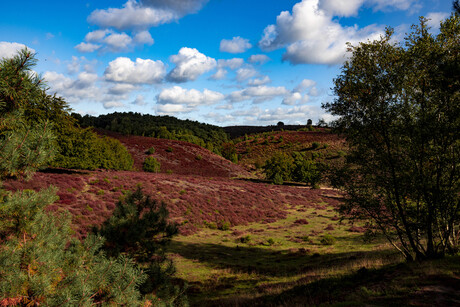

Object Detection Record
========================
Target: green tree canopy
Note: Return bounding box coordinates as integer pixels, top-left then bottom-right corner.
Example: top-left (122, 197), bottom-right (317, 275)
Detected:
top-left (323, 14), bottom-right (460, 260)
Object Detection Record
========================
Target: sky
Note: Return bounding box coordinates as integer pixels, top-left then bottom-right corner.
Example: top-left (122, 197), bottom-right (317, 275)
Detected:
top-left (0, 0), bottom-right (453, 126)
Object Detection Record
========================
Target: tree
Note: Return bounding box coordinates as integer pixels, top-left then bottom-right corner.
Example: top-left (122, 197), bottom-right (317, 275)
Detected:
top-left (263, 152), bottom-right (294, 185)
top-left (323, 15), bottom-right (460, 260)
top-left (454, 0), bottom-right (460, 14)
top-left (0, 50), bottom-right (147, 304)
top-left (96, 187), bottom-right (187, 304)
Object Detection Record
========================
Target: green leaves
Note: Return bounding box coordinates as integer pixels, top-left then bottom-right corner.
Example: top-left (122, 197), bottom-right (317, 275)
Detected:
top-left (324, 14), bottom-right (460, 260)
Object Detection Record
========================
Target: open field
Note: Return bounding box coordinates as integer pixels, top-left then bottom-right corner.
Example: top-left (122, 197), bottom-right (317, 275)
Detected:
top-left (4, 130), bottom-right (459, 306)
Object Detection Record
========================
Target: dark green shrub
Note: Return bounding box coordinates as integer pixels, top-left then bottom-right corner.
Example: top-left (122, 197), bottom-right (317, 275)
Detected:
top-left (96, 187), bottom-right (185, 303)
top-left (219, 221), bottom-right (231, 231)
top-left (238, 235), bottom-right (252, 243)
top-left (143, 156), bottom-right (161, 173)
top-left (147, 147), bottom-right (155, 154)
top-left (292, 155), bottom-right (322, 188)
top-left (311, 142), bottom-right (320, 149)
top-left (321, 235), bottom-right (336, 245)
top-left (166, 146), bottom-right (174, 152)
top-left (263, 152), bottom-right (293, 184)
top-left (195, 154), bottom-right (203, 160)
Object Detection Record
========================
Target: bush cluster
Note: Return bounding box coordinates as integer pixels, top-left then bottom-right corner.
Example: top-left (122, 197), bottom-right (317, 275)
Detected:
top-left (263, 152), bottom-right (322, 187)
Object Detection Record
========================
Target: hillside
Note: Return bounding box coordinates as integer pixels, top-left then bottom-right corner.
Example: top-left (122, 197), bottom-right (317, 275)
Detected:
top-left (97, 129), bottom-right (251, 178)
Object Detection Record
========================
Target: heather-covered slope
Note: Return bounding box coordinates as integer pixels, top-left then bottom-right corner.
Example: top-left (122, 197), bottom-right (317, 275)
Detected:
top-left (3, 171), bottom-right (341, 238)
top-left (98, 129), bottom-right (252, 178)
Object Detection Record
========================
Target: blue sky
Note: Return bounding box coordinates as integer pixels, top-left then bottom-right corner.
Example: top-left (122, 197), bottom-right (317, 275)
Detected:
top-left (0, 0), bottom-right (452, 126)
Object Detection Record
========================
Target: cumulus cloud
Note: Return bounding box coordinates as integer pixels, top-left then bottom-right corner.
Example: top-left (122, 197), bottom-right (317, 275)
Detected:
top-left (235, 67), bottom-right (258, 82)
top-left (167, 47), bottom-right (216, 83)
top-left (210, 58), bottom-right (245, 80)
top-left (108, 83), bottom-right (139, 95)
top-left (259, 0), bottom-right (385, 64)
top-left (75, 42), bottom-right (102, 53)
top-left (248, 76), bottom-right (271, 86)
top-left (103, 101), bottom-right (126, 109)
top-left (157, 86), bottom-right (224, 108)
top-left (248, 54), bottom-right (271, 64)
top-left (77, 28), bottom-right (153, 53)
top-left (282, 92), bottom-right (302, 105)
top-left (133, 30), bottom-right (154, 45)
top-left (220, 36), bottom-right (252, 53)
top-left (0, 42), bottom-right (35, 59)
top-left (426, 12), bottom-right (450, 31)
top-left (294, 79), bottom-right (316, 93)
top-left (88, 0), bottom-right (208, 30)
top-left (227, 85), bottom-right (289, 104)
top-left (218, 58), bottom-right (244, 70)
top-left (104, 57), bottom-right (166, 84)
top-left (44, 71), bottom-right (102, 103)
top-left (132, 94), bottom-right (147, 106)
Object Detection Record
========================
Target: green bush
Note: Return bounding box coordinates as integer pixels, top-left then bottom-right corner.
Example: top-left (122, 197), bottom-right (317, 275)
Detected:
top-left (321, 235), bottom-right (336, 245)
top-left (311, 142), bottom-right (320, 149)
top-left (143, 156), bottom-right (161, 173)
top-left (263, 152), bottom-right (294, 184)
top-left (147, 147), bottom-right (155, 154)
top-left (166, 146), bottom-right (174, 152)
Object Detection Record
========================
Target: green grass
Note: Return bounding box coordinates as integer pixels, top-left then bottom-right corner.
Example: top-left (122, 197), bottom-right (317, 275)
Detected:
top-left (167, 201), bottom-right (401, 305)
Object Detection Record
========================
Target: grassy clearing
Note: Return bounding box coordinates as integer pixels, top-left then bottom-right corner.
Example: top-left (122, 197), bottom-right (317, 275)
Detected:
top-left (167, 199), bottom-right (402, 305)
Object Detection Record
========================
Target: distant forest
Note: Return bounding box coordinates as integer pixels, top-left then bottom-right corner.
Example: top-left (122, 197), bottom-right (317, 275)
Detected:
top-left (74, 112), bottom-right (229, 154)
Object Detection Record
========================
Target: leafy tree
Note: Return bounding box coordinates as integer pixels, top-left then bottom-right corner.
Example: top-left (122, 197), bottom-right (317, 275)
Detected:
top-left (0, 50), bottom-right (147, 304)
top-left (263, 152), bottom-right (294, 184)
top-left (0, 189), bottom-right (147, 305)
top-left (323, 15), bottom-right (460, 260)
top-left (96, 187), bottom-right (186, 304)
top-left (292, 153), bottom-right (322, 188)
top-left (454, 0), bottom-right (460, 14)
top-left (143, 156), bottom-right (161, 172)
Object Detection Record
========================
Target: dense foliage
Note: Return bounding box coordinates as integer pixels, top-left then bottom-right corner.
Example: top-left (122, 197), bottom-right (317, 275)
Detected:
top-left (324, 15), bottom-right (460, 260)
top-left (1, 50), bottom-right (133, 172)
top-left (0, 188), bottom-right (146, 305)
top-left (96, 187), bottom-right (186, 304)
top-left (51, 124), bottom-right (133, 170)
top-left (75, 112), bottom-right (229, 154)
top-left (143, 156), bottom-right (161, 172)
top-left (263, 152), bottom-right (321, 187)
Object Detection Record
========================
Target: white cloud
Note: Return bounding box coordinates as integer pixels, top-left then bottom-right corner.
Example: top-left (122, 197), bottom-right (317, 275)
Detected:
top-left (85, 29), bottom-right (110, 42)
top-left (156, 103), bottom-right (190, 114)
top-left (0, 42), bottom-right (35, 59)
top-left (259, 0), bottom-right (385, 64)
top-left (426, 12), bottom-right (450, 31)
top-left (75, 42), bottom-right (102, 53)
top-left (167, 47), bottom-right (216, 83)
top-left (104, 57), bottom-right (166, 84)
top-left (108, 83), bottom-right (139, 95)
top-left (88, 0), bottom-right (176, 30)
top-left (282, 92), bottom-right (302, 105)
top-left (220, 36), bottom-right (252, 53)
top-left (88, 0), bottom-right (208, 30)
top-left (294, 79), bottom-right (316, 92)
top-left (248, 76), bottom-right (271, 86)
top-left (210, 68), bottom-right (227, 80)
top-left (217, 58), bottom-right (244, 70)
top-left (157, 86), bottom-right (224, 107)
top-left (227, 85), bottom-right (289, 104)
top-left (248, 54), bottom-right (271, 64)
top-left (103, 101), bottom-right (126, 109)
top-left (235, 67), bottom-right (257, 82)
top-left (319, 0), bottom-right (365, 16)
top-left (44, 71), bottom-right (102, 103)
top-left (133, 30), bottom-right (154, 45)
top-left (132, 94), bottom-right (147, 106)
top-left (103, 32), bottom-right (133, 51)
top-left (46, 33), bottom-right (55, 40)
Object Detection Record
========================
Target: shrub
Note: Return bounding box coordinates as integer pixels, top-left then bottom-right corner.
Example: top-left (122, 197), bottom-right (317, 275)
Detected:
top-left (321, 235), bottom-right (336, 245)
top-left (238, 235), bottom-right (252, 244)
top-left (195, 154), bottom-right (203, 160)
top-left (166, 146), bottom-right (174, 152)
top-left (263, 152), bottom-right (294, 184)
top-left (147, 147), bottom-right (155, 154)
top-left (311, 142), bottom-right (320, 149)
top-left (219, 221), bottom-right (231, 231)
top-left (143, 156), bottom-right (161, 173)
